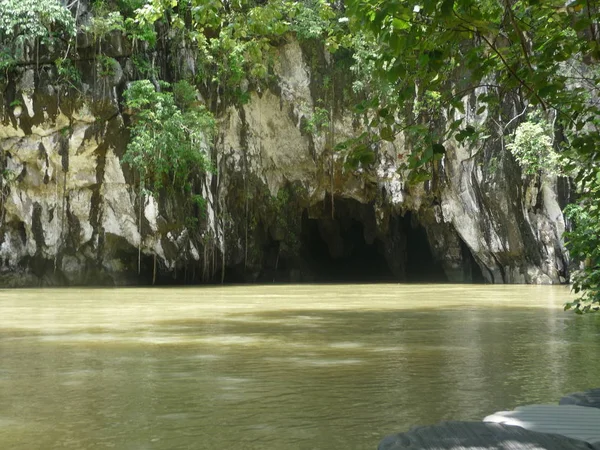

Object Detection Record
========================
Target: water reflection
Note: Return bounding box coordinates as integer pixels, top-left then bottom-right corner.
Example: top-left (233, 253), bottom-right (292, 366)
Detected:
top-left (0, 285), bottom-right (599, 449)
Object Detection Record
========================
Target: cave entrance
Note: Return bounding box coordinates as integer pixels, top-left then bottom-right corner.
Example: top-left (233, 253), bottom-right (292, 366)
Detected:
top-left (402, 212), bottom-right (447, 282)
top-left (301, 211), bottom-right (394, 282)
top-left (460, 239), bottom-right (486, 283)
top-left (299, 198), bottom-right (449, 283)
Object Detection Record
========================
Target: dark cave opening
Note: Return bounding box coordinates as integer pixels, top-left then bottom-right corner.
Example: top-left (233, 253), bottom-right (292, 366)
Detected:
top-left (401, 213), bottom-right (447, 282)
top-left (460, 239), bottom-right (486, 283)
top-left (300, 212), bottom-right (395, 282)
top-left (298, 199), bottom-right (449, 283)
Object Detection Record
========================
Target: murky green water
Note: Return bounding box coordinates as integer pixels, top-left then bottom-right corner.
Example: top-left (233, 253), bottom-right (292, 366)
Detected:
top-left (1, 284), bottom-right (599, 449)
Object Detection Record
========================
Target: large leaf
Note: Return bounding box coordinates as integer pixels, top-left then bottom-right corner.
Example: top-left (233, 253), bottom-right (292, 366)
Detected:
top-left (380, 126), bottom-right (395, 142)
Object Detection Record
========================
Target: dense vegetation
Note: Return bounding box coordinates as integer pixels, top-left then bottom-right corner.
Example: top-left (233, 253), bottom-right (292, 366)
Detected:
top-left (0, 0), bottom-right (598, 311)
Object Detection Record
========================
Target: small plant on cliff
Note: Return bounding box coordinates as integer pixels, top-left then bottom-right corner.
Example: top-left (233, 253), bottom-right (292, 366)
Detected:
top-left (86, 1), bottom-right (125, 48)
top-left (0, 49), bottom-right (16, 79)
top-left (303, 105), bottom-right (330, 135)
top-left (55, 57), bottom-right (82, 90)
top-left (97, 55), bottom-right (118, 78)
top-left (123, 79), bottom-right (215, 204)
top-left (506, 116), bottom-right (561, 176)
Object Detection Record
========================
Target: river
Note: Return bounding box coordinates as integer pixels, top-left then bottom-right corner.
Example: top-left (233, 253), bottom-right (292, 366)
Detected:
top-left (1, 284), bottom-right (599, 449)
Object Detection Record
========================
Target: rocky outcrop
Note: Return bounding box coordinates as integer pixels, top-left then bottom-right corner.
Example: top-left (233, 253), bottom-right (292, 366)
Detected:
top-left (0, 36), bottom-right (570, 286)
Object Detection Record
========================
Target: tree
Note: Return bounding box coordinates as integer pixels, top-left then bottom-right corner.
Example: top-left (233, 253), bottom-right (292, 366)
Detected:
top-left (0, 0), bottom-right (75, 44)
top-left (344, 0), bottom-right (600, 312)
top-left (122, 79), bottom-right (216, 278)
top-left (123, 79), bottom-right (215, 201)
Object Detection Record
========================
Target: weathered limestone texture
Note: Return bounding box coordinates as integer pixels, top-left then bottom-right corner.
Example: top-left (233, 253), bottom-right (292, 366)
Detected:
top-left (0, 38), bottom-right (570, 286)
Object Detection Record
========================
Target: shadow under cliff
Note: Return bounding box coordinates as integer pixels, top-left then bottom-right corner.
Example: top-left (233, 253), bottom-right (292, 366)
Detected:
top-left (226, 196), bottom-right (485, 285)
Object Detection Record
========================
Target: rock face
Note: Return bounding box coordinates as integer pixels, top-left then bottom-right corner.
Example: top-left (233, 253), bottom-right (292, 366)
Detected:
top-left (0, 37), bottom-right (570, 286)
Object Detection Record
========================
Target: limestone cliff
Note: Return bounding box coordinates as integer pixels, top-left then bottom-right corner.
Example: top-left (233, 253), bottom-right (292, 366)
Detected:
top-left (0, 35), bottom-right (570, 286)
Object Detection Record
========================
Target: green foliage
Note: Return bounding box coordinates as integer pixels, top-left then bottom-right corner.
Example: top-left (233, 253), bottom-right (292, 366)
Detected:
top-left (173, 80), bottom-right (198, 110)
top-left (506, 119), bottom-right (560, 175)
top-left (348, 32), bottom-right (380, 95)
top-left (86, 1), bottom-right (125, 45)
top-left (131, 54), bottom-right (157, 78)
top-left (130, 0), bottom-right (349, 104)
top-left (97, 55), bottom-right (118, 78)
top-left (193, 25), bottom-right (276, 103)
top-left (0, 0), bottom-right (75, 45)
top-left (303, 105), bottom-right (330, 135)
top-left (343, 0), bottom-right (587, 164)
top-left (289, 0), bottom-right (335, 41)
top-left (564, 176), bottom-right (600, 314)
top-left (0, 0), bottom-right (75, 84)
top-left (114, 0), bottom-right (147, 15)
top-left (414, 90), bottom-right (441, 118)
top-left (119, 0), bottom-right (157, 46)
top-left (123, 80), bottom-right (215, 210)
top-left (125, 18), bottom-right (157, 47)
top-left (562, 113), bottom-right (600, 312)
top-left (55, 57), bottom-right (82, 89)
top-left (335, 131), bottom-right (377, 170)
top-left (0, 49), bottom-right (16, 76)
